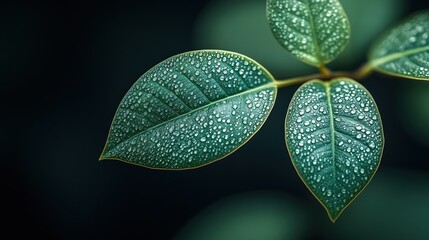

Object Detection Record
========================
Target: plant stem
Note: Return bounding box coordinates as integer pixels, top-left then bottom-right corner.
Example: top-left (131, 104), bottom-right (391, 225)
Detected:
top-left (274, 74), bottom-right (323, 88)
top-left (354, 62), bottom-right (374, 79)
top-left (319, 64), bottom-right (331, 78)
top-left (275, 62), bottom-right (375, 89)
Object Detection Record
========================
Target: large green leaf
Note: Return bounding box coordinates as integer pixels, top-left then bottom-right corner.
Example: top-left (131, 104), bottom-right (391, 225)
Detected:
top-left (100, 50), bottom-right (277, 169)
top-left (285, 78), bottom-right (384, 222)
top-left (267, 0), bottom-right (350, 67)
top-left (369, 11), bottom-right (429, 80)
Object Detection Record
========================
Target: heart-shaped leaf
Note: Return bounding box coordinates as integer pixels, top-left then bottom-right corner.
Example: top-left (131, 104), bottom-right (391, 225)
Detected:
top-left (285, 78), bottom-right (384, 222)
top-left (267, 0), bottom-right (350, 67)
top-left (369, 11), bottom-right (429, 80)
top-left (100, 50), bottom-right (277, 169)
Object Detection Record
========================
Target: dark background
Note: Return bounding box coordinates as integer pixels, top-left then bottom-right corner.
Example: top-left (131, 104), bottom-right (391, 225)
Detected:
top-left (2, 0), bottom-right (429, 239)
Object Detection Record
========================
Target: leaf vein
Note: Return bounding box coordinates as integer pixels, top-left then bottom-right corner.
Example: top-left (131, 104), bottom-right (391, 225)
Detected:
top-left (105, 83), bottom-right (275, 155)
top-left (142, 83), bottom-right (180, 116)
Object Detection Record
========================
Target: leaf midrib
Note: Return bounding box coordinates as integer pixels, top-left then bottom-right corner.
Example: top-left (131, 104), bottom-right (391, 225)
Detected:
top-left (324, 81), bottom-right (337, 203)
top-left (303, 0), bottom-right (323, 64)
top-left (370, 45), bottom-right (429, 67)
top-left (104, 82), bottom-right (276, 156)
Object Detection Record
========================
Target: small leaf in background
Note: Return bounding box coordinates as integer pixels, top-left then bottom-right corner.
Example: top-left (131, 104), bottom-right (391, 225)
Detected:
top-left (267, 0), bottom-right (350, 67)
top-left (285, 78), bottom-right (384, 222)
top-left (100, 50), bottom-right (277, 169)
top-left (369, 11), bottom-right (429, 80)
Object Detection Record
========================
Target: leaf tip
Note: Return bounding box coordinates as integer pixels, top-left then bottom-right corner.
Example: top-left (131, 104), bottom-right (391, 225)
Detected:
top-left (326, 206), bottom-right (345, 223)
top-left (328, 212), bottom-right (340, 223)
top-left (99, 140), bottom-right (111, 161)
top-left (98, 149), bottom-right (110, 161)
top-left (98, 154), bottom-right (118, 162)
top-left (98, 153), bottom-right (107, 161)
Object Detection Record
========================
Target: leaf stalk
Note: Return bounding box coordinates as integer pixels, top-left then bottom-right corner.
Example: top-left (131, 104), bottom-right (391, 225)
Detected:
top-left (275, 63), bottom-right (374, 89)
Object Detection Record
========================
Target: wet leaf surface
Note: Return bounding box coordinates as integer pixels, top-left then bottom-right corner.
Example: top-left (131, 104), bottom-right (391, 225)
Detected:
top-left (267, 0), bottom-right (350, 66)
top-left (100, 50), bottom-right (277, 169)
top-left (285, 78), bottom-right (384, 221)
top-left (370, 11), bottom-right (429, 80)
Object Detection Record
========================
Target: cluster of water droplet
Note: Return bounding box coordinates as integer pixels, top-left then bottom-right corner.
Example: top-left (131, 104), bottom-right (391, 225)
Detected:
top-left (372, 12), bottom-right (429, 79)
top-left (286, 79), bottom-right (383, 217)
top-left (267, 0), bottom-right (350, 65)
top-left (103, 51), bottom-right (276, 168)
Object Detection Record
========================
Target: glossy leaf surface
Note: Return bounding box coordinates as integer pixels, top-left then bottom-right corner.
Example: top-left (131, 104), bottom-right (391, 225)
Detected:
top-left (285, 78), bottom-right (384, 221)
top-left (100, 50), bottom-right (277, 169)
top-left (267, 0), bottom-right (350, 66)
top-left (370, 11), bottom-right (429, 80)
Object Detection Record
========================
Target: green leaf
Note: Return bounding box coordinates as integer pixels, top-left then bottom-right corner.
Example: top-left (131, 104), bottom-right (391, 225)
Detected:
top-left (267, 0), bottom-right (350, 67)
top-left (369, 11), bottom-right (429, 80)
top-left (285, 78), bottom-right (384, 222)
top-left (100, 50), bottom-right (277, 169)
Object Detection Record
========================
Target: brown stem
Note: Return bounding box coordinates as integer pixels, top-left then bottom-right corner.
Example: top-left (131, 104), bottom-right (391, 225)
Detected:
top-left (275, 63), bottom-right (374, 89)
top-left (319, 64), bottom-right (332, 78)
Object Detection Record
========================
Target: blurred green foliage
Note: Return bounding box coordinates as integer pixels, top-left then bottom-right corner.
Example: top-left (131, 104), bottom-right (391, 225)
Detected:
top-left (331, 170), bottom-right (429, 239)
top-left (193, 0), bottom-right (407, 77)
top-left (176, 170), bottom-right (429, 240)
top-left (399, 81), bottom-right (429, 145)
top-left (174, 191), bottom-right (308, 240)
